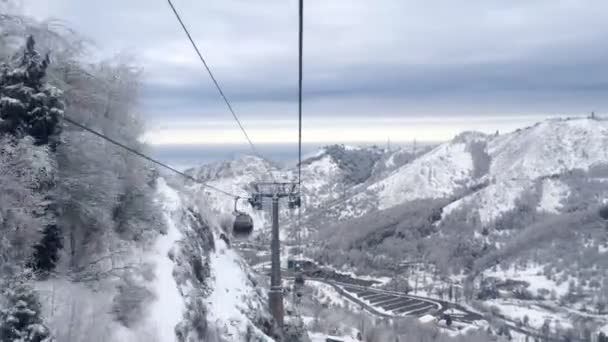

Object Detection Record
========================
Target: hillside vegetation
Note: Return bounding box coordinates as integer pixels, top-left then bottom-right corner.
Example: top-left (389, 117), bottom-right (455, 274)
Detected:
top-left (0, 13), bottom-right (277, 342)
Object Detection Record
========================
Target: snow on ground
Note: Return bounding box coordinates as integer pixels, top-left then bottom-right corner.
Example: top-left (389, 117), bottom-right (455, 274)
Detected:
top-left (308, 332), bottom-right (358, 342)
top-left (537, 178), bottom-right (569, 213)
top-left (205, 239), bottom-right (271, 340)
top-left (140, 178), bottom-right (186, 342)
top-left (373, 140), bottom-right (473, 210)
top-left (308, 280), bottom-right (350, 308)
top-left (489, 118), bottom-right (608, 181)
top-left (35, 279), bottom-right (122, 342)
top-left (301, 155), bottom-right (344, 209)
top-left (485, 299), bottom-right (573, 331)
top-left (385, 153), bottom-right (396, 168)
top-left (419, 314), bottom-right (436, 324)
top-left (346, 118), bottom-right (608, 225)
top-left (443, 179), bottom-right (531, 224)
top-left (35, 178), bottom-right (187, 342)
top-left (484, 264), bottom-right (570, 297)
top-left (340, 287), bottom-right (394, 316)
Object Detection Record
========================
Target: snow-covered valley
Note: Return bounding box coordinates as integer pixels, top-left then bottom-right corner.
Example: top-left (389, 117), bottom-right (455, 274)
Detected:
top-left (174, 116), bottom-right (608, 341)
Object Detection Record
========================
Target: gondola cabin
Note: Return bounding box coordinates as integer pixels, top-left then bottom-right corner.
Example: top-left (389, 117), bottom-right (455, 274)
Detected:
top-left (233, 212), bottom-right (253, 237)
top-left (233, 197), bottom-right (254, 238)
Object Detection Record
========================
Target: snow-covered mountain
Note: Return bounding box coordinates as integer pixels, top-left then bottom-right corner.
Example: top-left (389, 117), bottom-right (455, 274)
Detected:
top-left (35, 178), bottom-right (275, 342)
top-left (301, 117), bottom-right (608, 337)
top-left (442, 118), bottom-right (608, 225)
top-left (305, 117), bottom-right (608, 228)
top-left (179, 117), bottom-right (608, 235)
top-left (155, 179), bottom-right (274, 341)
top-left (372, 131), bottom-right (487, 210)
top-left (85, 116), bottom-right (606, 341)
top-left (181, 144), bottom-right (393, 240)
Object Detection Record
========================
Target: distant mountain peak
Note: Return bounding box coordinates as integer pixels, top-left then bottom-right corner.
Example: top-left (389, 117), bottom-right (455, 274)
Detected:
top-left (185, 154), bottom-right (274, 182)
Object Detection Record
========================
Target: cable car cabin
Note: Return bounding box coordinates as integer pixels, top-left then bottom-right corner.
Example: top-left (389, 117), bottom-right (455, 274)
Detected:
top-left (233, 212), bottom-right (253, 237)
top-left (232, 196), bottom-right (254, 238)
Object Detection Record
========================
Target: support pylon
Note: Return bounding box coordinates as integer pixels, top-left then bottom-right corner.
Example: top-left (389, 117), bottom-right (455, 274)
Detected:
top-left (251, 182), bottom-right (300, 327)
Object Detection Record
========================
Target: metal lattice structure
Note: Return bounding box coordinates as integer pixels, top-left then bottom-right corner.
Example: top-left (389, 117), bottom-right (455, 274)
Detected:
top-left (250, 182), bottom-right (300, 326)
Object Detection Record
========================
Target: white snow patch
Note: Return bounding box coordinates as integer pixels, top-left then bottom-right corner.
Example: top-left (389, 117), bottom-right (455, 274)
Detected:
top-left (136, 178), bottom-right (186, 342)
top-left (443, 179), bottom-right (531, 224)
top-left (486, 299), bottom-right (573, 331)
top-left (385, 153), bottom-right (396, 168)
top-left (373, 141), bottom-right (473, 210)
top-left (309, 332), bottom-right (358, 342)
top-left (206, 240), bottom-right (270, 340)
top-left (484, 265), bottom-right (570, 297)
top-left (537, 179), bottom-right (569, 213)
top-left (419, 314), bottom-right (436, 324)
top-left (308, 280), bottom-right (350, 308)
top-left (489, 118), bottom-right (608, 181)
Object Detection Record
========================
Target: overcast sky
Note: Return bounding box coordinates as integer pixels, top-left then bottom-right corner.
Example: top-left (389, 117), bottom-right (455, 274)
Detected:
top-left (23, 0), bottom-right (608, 144)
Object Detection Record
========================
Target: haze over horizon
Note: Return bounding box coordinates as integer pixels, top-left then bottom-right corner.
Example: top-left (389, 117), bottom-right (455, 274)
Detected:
top-left (21, 0), bottom-right (608, 146)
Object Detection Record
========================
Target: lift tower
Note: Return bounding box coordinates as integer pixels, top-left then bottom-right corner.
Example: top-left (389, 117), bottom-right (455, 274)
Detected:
top-left (251, 182), bottom-right (300, 327)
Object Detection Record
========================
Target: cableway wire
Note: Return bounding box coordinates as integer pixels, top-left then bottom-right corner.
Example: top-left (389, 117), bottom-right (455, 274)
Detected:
top-left (62, 116), bottom-right (242, 199)
top-left (166, 0), bottom-right (276, 182)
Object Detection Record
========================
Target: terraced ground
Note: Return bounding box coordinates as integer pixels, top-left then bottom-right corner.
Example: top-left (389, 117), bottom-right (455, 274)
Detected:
top-left (335, 283), bottom-right (483, 324)
top-left (253, 257), bottom-right (482, 323)
top-left (340, 285), bottom-right (440, 316)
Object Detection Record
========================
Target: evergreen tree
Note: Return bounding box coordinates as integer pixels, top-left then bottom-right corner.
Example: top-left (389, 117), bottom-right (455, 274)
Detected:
top-left (0, 36), bottom-right (64, 275)
top-left (30, 224), bottom-right (62, 275)
top-left (0, 282), bottom-right (53, 342)
top-left (0, 35), bottom-right (63, 147)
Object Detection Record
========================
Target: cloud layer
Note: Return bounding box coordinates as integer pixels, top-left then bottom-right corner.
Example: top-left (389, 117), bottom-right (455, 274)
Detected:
top-left (25, 0), bottom-right (608, 143)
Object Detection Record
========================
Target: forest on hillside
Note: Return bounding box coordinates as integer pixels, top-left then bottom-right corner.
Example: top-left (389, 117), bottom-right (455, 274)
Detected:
top-left (312, 166), bottom-right (608, 318)
top-left (0, 11), bottom-right (164, 340)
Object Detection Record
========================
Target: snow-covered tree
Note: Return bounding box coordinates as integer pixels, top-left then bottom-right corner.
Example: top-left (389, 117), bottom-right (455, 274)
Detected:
top-left (0, 35), bottom-right (63, 147)
top-left (0, 136), bottom-right (47, 277)
top-left (0, 35), bottom-right (64, 277)
top-left (53, 58), bottom-right (162, 273)
top-left (0, 282), bottom-right (53, 342)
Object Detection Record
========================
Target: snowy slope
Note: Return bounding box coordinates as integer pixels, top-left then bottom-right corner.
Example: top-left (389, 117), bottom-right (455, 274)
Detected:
top-left (442, 118), bottom-right (608, 224)
top-left (205, 240), bottom-right (273, 340)
top-left (138, 179), bottom-right (185, 341)
top-left (344, 118), bottom-right (608, 223)
top-left (442, 179), bottom-right (532, 224)
top-left (372, 139), bottom-right (475, 210)
top-left (537, 178), bottom-right (569, 213)
top-left (179, 117), bottom-right (608, 237)
top-left (35, 178), bottom-right (275, 342)
top-left (488, 118), bottom-right (608, 181)
top-left (186, 155), bottom-right (277, 183)
top-left (181, 146), bottom-right (381, 239)
top-left (157, 178), bottom-right (274, 341)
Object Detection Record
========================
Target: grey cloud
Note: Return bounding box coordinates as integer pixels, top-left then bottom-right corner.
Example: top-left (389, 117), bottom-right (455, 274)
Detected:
top-left (25, 0), bottom-right (608, 123)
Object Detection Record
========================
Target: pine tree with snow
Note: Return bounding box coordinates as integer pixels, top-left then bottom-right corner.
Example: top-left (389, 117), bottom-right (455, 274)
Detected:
top-left (0, 282), bottom-right (53, 342)
top-left (30, 224), bottom-right (62, 274)
top-left (0, 35), bottom-right (63, 148)
top-left (0, 36), bottom-right (64, 276)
